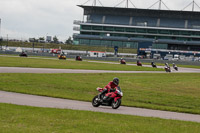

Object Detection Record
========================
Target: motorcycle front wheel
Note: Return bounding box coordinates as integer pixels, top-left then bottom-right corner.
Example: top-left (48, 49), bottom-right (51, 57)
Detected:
top-left (111, 99), bottom-right (121, 109)
top-left (92, 95), bottom-right (101, 107)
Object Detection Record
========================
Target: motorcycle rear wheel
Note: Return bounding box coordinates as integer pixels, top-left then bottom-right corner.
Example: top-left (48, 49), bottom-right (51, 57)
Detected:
top-left (111, 99), bottom-right (121, 109)
top-left (92, 95), bottom-right (101, 107)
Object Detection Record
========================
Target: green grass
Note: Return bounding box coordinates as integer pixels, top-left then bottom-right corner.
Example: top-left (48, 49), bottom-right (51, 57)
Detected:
top-left (0, 56), bottom-right (163, 71)
top-left (1, 41), bottom-right (137, 53)
top-left (1, 103), bottom-right (200, 133)
top-left (2, 54), bottom-right (200, 69)
top-left (1, 73), bottom-right (200, 114)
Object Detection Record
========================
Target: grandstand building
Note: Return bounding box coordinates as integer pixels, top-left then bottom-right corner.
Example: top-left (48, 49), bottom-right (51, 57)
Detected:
top-left (73, 5), bottom-right (200, 57)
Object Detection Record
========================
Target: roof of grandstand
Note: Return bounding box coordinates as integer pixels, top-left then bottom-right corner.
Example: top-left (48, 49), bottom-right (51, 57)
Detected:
top-left (79, 5), bottom-right (200, 20)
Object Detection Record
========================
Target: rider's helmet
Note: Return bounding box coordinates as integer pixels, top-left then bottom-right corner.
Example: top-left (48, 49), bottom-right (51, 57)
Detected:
top-left (165, 63), bottom-right (168, 66)
top-left (113, 77), bottom-right (119, 85)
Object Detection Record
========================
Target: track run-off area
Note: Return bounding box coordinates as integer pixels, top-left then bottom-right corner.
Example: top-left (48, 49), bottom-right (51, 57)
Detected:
top-left (0, 55), bottom-right (200, 123)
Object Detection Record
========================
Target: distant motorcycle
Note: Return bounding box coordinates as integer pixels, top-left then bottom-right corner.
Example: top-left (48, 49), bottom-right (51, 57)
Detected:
top-left (173, 63), bottom-right (178, 71)
top-left (120, 58), bottom-right (126, 64)
top-left (58, 53), bottom-right (66, 60)
top-left (76, 56), bottom-right (82, 61)
top-left (164, 63), bottom-right (171, 72)
top-left (19, 52), bottom-right (28, 57)
top-left (151, 62), bottom-right (157, 68)
top-left (92, 86), bottom-right (123, 109)
top-left (137, 60), bottom-right (142, 66)
top-left (165, 66), bottom-right (171, 72)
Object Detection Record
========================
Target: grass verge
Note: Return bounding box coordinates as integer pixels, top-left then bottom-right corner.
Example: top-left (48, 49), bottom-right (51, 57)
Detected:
top-left (0, 56), bottom-right (163, 71)
top-left (1, 73), bottom-right (200, 114)
top-left (1, 54), bottom-right (200, 69)
top-left (1, 103), bottom-right (200, 133)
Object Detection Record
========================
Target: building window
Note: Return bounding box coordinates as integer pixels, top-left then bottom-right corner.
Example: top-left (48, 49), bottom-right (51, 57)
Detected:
top-left (192, 25), bottom-right (200, 29)
top-left (92, 26), bottom-right (103, 30)
top-left (114, 27), bottom-right (124, 32)
top-left (81, 25), bottom-right (91, 30)
top-left (103, 27), bottom-right (114, 31)
top-left (126, 28), bottom-right (135, 32)
top-left (136, 22), bottom-right (148, 26)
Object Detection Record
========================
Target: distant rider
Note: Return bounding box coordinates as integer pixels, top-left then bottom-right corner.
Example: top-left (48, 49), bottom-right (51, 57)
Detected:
top-left (165, 63), bottom-right (169, 68)
top-left (172, 63), bottom-right (176, 68)
top-left (98, 77), bottom-right (119, 102)
top-left (151, 61), bottom-right (155, 66)
top-left (172, 63), bottom-right (178, 71)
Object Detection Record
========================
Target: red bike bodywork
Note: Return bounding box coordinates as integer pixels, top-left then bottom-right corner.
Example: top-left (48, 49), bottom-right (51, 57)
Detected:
top-left (92, 87), bottom-right (123, 109)
top-left (76, 56), bottom-right (82, 61)
top-left (137, 62), bottom-right (142, 66)
top-left (97, 87), bottom-right (122, 102)
top-left (120, 59), bottom-right (126, 64)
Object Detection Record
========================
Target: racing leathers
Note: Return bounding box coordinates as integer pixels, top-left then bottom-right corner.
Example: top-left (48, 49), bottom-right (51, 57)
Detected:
top-left (98, 81), bottom-right (118, 102)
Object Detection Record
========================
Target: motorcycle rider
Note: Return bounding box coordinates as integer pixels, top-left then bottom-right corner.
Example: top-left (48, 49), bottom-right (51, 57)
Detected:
top-left (120, 58), bottom-right (126, 64)
top-left (137, 60), bottom-right (142, 66)
top-left (172, 63), bottom-right (178, 71)
top-left (164, 63), bottom-right (171, 72)
top-left (98, 77), bottom-right (119, 102)
top-left (165, 63), bottom-right (169, 68)
top-left (151, 61), bottom-right (156, 68)
top-left (172, 63), bottom-right (176, 68)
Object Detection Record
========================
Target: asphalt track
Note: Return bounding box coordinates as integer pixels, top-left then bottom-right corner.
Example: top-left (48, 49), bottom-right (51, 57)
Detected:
top-left (0, 66), bottom-right (200, 73)
top-left (0, 67), bottom-right (166, 73)
top-left (1, 91), bottom-right (200, 123)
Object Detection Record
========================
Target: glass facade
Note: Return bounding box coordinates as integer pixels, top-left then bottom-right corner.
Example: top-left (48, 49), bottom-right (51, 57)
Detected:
top-left (80, 25), bottom-right (200, 42)
top-left (152, 44), bottom-right (168, 49)
top-left (74, 38), bottom-right (138, 49)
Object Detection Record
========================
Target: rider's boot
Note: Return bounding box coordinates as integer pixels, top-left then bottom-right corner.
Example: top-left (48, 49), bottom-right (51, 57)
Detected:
top-left (98, 89), bottom-right (107, 102)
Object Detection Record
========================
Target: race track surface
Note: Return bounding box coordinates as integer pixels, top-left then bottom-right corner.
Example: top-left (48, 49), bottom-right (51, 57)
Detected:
top-left (0, 67), bottom-right (200, 73)
top-left (0, 67), bottom-right (166, 73)
top-left (0, 91), bottom-right (200, 123)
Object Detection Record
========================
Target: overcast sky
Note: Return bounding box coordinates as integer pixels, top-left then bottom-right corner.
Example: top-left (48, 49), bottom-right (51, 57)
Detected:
top-left (0, 0), bottom-right (199, 41)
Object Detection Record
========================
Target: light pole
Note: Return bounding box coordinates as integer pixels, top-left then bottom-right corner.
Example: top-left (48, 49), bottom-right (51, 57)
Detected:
top-left (7, 34), bottom-right (8, 47)
top-left (32, 41), bottom-right (35, 52)
top-left (0, 18), bottom-right (1, 37)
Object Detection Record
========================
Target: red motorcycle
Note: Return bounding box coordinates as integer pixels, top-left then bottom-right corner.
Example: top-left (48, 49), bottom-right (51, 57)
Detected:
top-left (76, 56), bottom-right (82, 61)
top-left (120, 59), bottom-right (126, 64)
top-left (137, 60), bottom-right (142, 66)
top-left (92, 86), bottom-right (123, 109)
